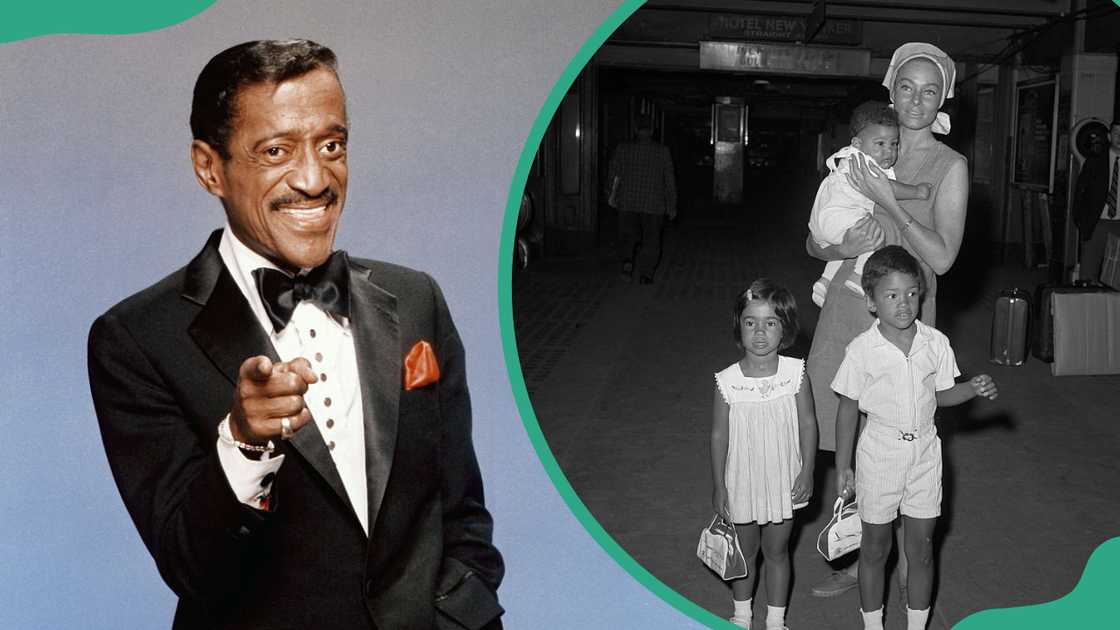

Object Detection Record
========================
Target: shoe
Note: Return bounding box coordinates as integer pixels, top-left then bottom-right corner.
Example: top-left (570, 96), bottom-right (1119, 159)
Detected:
top-left (810, 570), bottom-right (858, 597)
top-left (639, 275), bottom-right (653, 285)
top-left (729, 615), bottom-right (751, 629)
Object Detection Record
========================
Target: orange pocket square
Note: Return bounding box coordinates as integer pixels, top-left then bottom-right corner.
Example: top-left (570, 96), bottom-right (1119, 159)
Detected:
top-left (404, 340), bottom-right (440, 390)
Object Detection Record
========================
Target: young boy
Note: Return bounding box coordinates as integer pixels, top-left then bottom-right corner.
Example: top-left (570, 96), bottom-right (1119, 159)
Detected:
top-left (832, 246), bottom-right (998, 630)
top-left (808, 102), bottom-right (931, 307)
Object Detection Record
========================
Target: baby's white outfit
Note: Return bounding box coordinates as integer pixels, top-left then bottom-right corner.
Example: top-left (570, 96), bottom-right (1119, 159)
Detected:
top-left (807, 145), bottom-right (896, 307)
top-left (715, 356), bottom-right (807, 525)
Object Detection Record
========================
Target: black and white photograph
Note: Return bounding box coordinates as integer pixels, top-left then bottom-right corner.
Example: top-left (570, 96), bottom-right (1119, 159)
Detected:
top-left (512, 1), bottom-right (1120, 628)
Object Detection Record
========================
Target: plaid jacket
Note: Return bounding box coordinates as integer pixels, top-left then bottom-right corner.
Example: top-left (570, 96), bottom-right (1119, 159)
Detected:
top-left (607, 139), bottom-right (676, 215)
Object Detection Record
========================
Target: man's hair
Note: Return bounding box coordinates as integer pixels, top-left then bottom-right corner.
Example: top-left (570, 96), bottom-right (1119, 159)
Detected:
top-left (732, 278), bottom-right (799, 350)
top-left (850, 101), bottom-right (899, 138)
top-left (190, 39), bottom-right (339, 158)
top-left (861, 245), bottom-right (924, 297)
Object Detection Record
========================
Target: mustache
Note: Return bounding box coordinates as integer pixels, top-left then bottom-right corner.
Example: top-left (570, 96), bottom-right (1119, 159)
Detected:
top-left (270, 188), bottom-right (339, 212)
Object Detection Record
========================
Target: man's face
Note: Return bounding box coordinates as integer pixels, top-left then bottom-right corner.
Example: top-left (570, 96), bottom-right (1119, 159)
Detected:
top-left (196, 68), bottom-right (349, 272)
top-left (852, 123), bottom-right (900, 169)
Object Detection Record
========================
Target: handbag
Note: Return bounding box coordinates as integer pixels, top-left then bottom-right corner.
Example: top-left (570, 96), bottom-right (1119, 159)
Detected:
top-left (696, 514), bottom-right (748, 580)
top-left (817, 496), bottom-right (861, 561)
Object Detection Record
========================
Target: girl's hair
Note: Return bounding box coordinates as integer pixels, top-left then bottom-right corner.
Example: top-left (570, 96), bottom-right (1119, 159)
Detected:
top-left (861, 245), bottom-right (925, 298)
top-left (732, 278), bottom-right (799, 350)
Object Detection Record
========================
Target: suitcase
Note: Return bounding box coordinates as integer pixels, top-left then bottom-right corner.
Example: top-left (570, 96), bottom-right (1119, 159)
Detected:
top-left (1102, 233), bottom-right (1120, 291)
top-left (1032, 281), bottom-right (1113, 362)
top-left (990, 289), bottom-right (1031, 366)
top-left (1051, 291), bottom-right (1120, 375)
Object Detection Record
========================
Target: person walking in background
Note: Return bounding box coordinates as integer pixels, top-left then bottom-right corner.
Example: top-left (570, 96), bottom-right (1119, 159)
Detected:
top-left (607, 118), bottom-right (677, 284)
top-left (711, 280), bottom-right (818, 629)
top-left (1073, 120), bottom-right (1120, 281)
top-left (833, 246), bottom-right (998, 630)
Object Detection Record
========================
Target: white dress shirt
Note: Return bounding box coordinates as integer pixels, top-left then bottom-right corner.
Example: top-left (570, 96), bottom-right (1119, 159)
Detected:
top-left (215, 224), bottom-right (369, 534)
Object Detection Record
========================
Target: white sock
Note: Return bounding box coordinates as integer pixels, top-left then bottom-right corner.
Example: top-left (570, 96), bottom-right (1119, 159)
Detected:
top-left (861, 607), bottom-right (884, 630)
top-left (907, 607), bottom-right (930, 630)
top-left (765, 604), bottom-right (786, 629)
top-left (733, 597), bottom-right (752, 619)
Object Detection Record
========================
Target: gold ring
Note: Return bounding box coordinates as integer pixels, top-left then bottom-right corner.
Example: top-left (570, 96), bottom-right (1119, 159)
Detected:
top-left (280, 417), bottom-right (293, 440)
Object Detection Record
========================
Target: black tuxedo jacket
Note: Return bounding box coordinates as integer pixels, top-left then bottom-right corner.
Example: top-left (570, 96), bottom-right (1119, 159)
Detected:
top-left (88, 230), bottom-right (503, 629)
top-left (1073, 153), bottom-right (1109, 240)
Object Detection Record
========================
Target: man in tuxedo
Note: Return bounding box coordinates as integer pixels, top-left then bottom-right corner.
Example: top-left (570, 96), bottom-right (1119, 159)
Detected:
top-left (1074, 120), bottom-right (1120, 281)
top-left (88, 40), bottom-right (503, 629)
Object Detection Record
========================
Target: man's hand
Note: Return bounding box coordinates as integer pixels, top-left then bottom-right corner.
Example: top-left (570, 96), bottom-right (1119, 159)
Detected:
top-left (969, 374), bottom-right (999, 400)
top-left (915, 182), bottom-right (932, 200)
top-left (838, 216), bottom-right (885, 258)
top-left (230, 356), bottom-right (318, 444)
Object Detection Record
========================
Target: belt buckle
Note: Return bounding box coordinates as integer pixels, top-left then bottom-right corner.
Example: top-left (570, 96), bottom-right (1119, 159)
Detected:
top-left (899, 431), bottom-right (916, 442)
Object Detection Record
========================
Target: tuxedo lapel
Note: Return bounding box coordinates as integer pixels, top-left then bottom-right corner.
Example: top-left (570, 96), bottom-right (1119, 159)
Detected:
top-left (184, 234), bottom-right (280, 385)
top-left (347, 262), bottom-right (401, 536)
top-left (183, 231), bottom-right (355, 517)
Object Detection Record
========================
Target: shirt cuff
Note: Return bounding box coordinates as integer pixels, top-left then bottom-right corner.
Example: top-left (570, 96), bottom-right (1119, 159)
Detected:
top-left (216, 416), bottom-right (284, 510)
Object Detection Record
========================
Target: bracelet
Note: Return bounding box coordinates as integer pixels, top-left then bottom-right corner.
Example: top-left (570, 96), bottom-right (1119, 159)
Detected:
top-left (901, 217), bottom-right (916, 233)
top-left (218, 430), bottom-right (276, 454)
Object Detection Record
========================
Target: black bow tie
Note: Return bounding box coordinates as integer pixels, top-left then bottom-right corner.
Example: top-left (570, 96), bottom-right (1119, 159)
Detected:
top-left (252, 251), bottom-right (351, 331)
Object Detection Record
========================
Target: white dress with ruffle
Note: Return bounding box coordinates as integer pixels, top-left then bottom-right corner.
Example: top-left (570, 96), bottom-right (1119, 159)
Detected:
top-left (715, 355), bottom-right (807, 525)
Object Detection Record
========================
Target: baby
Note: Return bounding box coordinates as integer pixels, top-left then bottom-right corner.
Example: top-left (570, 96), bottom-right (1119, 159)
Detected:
top-left (807, 101), bottom-right (930, 307)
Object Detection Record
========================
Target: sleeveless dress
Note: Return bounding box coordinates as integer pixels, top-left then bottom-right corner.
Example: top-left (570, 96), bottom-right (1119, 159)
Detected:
top-left (715, 355), bottom-right (807, 525)
top-left (808, 141), bottom-right (966, 451)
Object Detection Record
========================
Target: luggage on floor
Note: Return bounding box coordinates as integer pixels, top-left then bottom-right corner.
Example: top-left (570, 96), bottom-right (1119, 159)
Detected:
top-left (1102, 233), bottom-right (1120, 291)
top-left (1051, 290), bottom-right (1120, 376)
top-left (1033, 281), bottom-right (1113, 362)
top-left (990, 289), bottom-right (1031, 366)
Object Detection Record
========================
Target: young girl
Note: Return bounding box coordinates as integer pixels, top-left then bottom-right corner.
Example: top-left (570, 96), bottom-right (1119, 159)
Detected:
top-left (711, 279), bottom-right (818, 630)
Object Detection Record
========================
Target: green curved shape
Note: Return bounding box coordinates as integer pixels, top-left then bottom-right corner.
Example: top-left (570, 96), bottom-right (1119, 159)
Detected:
top-left (497, 1), bottom-right (732, 627)
top-left (1, 1), bottom-right (216, 44)
top-left (497, 1), bottom-right (1120, 628)
top-left (954, 537), bottom-right (1119, 628)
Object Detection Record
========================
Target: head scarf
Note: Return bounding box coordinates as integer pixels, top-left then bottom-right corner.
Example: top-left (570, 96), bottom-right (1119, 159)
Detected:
top-left (881, 42), bottom-right (956, 135)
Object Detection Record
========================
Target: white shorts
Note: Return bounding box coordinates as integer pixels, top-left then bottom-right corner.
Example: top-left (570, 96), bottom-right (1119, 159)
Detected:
top-left (855, 423), bottom-right (942, 524)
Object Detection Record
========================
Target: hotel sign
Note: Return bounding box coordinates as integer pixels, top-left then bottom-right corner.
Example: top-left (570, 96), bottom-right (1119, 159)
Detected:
top-left (709, 14), bottom-right (860, 46)
top-left (699, 41), bottom-right (870, 77)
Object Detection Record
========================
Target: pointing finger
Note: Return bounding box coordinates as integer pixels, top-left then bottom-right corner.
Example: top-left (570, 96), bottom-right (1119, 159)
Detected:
top-left (287, 357), bottom-right (319, 384)
top-left (240, 356), bottom-right (274, 382)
